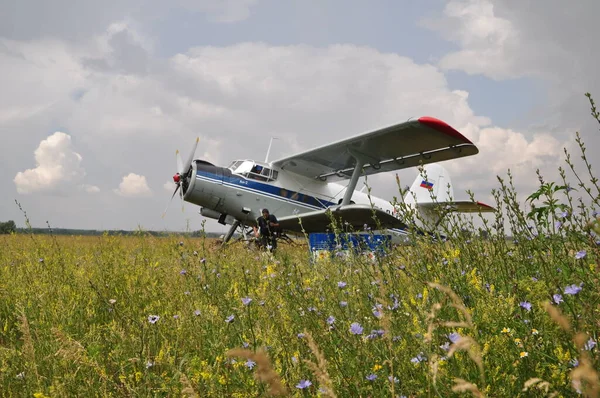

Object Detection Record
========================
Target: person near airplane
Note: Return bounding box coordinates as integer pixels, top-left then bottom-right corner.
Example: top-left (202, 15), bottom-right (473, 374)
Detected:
top-left (254, 208), bottom-right (280, 252)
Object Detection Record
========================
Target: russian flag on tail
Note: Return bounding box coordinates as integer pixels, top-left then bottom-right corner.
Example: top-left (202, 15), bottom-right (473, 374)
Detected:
top-left (420, 180), bottom-right (434, 190)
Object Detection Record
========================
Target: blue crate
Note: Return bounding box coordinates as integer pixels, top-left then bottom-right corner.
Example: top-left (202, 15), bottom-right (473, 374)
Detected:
top-left (308, 233), bottom-right (391, 261)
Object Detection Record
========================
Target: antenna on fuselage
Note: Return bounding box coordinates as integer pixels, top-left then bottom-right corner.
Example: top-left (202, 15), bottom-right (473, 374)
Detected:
top-left (264, 136), bottom-right (279, 163)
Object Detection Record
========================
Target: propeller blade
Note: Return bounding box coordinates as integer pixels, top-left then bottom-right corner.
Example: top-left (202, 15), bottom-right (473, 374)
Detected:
top-left (161, 184), bottom-right (180, 218)
top-left (176, 150), bottom-right (184, 176)
top-left (179, 182), bottom-right (185, 212)
top-left (183, 137), bottom-right (199, 175)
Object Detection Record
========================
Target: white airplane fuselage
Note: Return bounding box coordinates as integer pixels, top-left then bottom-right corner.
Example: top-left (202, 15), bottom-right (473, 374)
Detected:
top-left (182, 158), bottom-right (406, 240)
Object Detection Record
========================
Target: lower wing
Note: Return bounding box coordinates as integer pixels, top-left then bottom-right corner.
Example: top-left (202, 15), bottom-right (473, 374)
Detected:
top-left (277, 204), bottom-right (407, 234)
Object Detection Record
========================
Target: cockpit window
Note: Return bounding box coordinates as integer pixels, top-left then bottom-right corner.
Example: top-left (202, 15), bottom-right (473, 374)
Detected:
top-left (230, 160), bottom-right (278, 182)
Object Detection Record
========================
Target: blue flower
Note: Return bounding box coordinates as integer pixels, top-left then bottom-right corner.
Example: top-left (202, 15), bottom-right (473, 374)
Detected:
top-left (520, 301), bottom-right (532, 311)
top-left (242, 297), bottom-right (252, 306)
top-left (366, 374), bottom-right (377, 381)
top-left (350, 322), bottom-right (363, 335)
top-left (575, 250), bottom-right (587, 259)
top-left (245, 359), bottom-right (256, 369)
top-left (326, 316), bottom-right (335, 325)
top-left (225, 314), bottom-right (235, 323)
top-left (148, 315), bottom-right (160, 324)
top-left (564, 283), bottom-right (583, 295)
top-left (553, 294), bottom-right (563, 304)
top-left (448, 332), bottom-right (461, 343)
top-left (337, 281), bottom-right (347, 288)
top-left (296, 380), bottom-right (312, 389)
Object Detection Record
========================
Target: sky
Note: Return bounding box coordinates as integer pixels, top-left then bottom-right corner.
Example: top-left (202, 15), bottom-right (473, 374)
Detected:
top-left (1, 0), bottom-right (599, 233)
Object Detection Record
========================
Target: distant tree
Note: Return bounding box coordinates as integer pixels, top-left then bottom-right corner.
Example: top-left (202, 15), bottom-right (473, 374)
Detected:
top-left (0, 220), bottom-right (16, 234)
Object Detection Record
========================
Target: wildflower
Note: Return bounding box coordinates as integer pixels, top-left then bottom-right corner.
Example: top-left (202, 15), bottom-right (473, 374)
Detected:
top-left (448, 332), bottom-right (461, 343)
top-left (372, 364), bottom-right (382, 371)
top-left (501, 327), bottom-right (511, 334)
top-left (584, 338), bottom-right (596, 351)
top-left (337, 281), bottom-right (347, 288)
top-left (514, 338), bottom-right (523, 347)
top-left (146, 361), bottom-right (154, 368)
top-left (440, 342), bottom-right (450, 351)
top-left (411, 353), bottom-right (426, 363)
top-left (173, 315), bottom-right (179, 319)
top-left (350, 322), bottom-right (363, 335)
top-left (225, 315), bottom-right (235, 323)
top-left (200, 258), bottom-right (206, 263)
top-left (245, 359), bottom-right (256, 369)
top-left (520, 301), bottom-right (532, 311)
top-left (108, 299), bottom-right (116, 305)
top-left (297, 333), bottom-right (305, 339)
top-left (520, 351), bottom-right (528, 358)
top-left (531, 329), bottom-right (539, 335)
top-left (560, 211), bottom-right (569, 218)
top-left (296, 380), bottom-right (312, 389)
top-left (389, 376), bottom-right (399, 383)
top-left (555, 221), bottom-right (562, 229)
top-left (366, 374), bottom-right (377, 381)
top-left (564, 283), bottom-right (583, 295)
top-left (575, 250), bottom-right (587, 259)
top-left (553, 294), bottom-right (563, 304)
top-left (340, 301), bottom-right (348, 307)
top-left (148, 315), bottom-right (160, 324)
top-left (194, 310), bottom-right (201, 316)
top-left (570, 358), bottom-right (579, 367)
top-left (180, 269), bottom-right (187, 275)
top-left (241, 297), bottom-right (252, 306)
top-left (326, 316), bottom-right (335, 325)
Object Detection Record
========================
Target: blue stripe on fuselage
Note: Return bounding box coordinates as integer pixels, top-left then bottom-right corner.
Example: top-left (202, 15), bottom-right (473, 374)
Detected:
top-left (196, 170), bottom-right (337, 209)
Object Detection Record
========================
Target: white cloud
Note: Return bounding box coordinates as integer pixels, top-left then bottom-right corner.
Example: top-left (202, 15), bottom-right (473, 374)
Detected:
top-left (1, 20), bottom-right (572, 229)
top-left (114, 173), bottom-right (152, 197)
top-left (14, 132), bottom-right (96, 195)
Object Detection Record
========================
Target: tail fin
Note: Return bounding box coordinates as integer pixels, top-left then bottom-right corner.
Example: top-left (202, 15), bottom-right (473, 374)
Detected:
top-left (404, 163), bottom-right (454, 207)
top-left (403, 163), bottom-right (494, 232)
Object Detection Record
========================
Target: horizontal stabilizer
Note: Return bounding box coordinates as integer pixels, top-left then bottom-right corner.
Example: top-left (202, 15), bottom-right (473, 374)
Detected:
top-left (416, 201), bottom-right (496, 213)
top-left (277, 204), bottom-right (407, 234)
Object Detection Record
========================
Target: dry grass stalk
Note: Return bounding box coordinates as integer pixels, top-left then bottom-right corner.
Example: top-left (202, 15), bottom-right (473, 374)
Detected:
top-left (571, 332), bottom-right (600, 397)
top-left (180, 373), bottom-right (199, 397)
top-left (226, 348), bottom-right (288, 396)
top-left (302, 330), bottom-right (337, 398)
top-left (18, 309), bottom-right (40, 385)
top-left (543, 301), bottom-right (571, 332)
top-left (428, 282), bottom-right (473, 327)
top-left (522, 377), bottom-right (558, 396)
top-left (452, 378), bottom-right (484, 397)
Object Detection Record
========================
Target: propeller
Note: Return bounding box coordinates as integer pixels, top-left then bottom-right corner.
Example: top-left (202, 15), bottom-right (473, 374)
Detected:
top-left (162, 137), bottom-right (200, 218)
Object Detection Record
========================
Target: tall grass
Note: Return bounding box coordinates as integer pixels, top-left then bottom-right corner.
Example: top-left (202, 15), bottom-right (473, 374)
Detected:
top-left (1, 96), bottom-right (599, 397)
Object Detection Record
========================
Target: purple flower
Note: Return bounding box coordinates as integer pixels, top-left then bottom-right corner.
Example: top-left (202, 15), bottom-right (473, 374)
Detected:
top-left (448, 332), bottom-right (461, 343)
top-left (296, 380), bottom-right (312, 389)
top-left (584, 338), bottom-right (596, 351)
top-left (560, 211), bottom-right (569, 218)
top-left (297, 333), bottom-right (305, 339)
top-left (553, 294), bottom-right (563, 304)
top-left (225, 314), bottom-right (235, 323)
top-left (520, 301), bottom-right (532, 311)
top-left (337, 281), bottom-right (347, 288)
top-left (411, 353), bottom-right (426, 363)
top-left (555, 221), bottom-right (562, 229)
top-left (366, 374), bottom-right (377, 381)
top-left (350, 322), bottom-right (363, 335)
top-left (245, 359), bottom-right (256, 369)
top-left (242, 297), bottom-right (252, 306)
top-left (194, 309), bottom-right (201, 316)
top-left (340, 301), bottom-right (348, 307)
top-left (564, 283), bottom-right (583, 295)
top-left (148, 315), bottom-right (160, 324)
top-left (326, 316), bottom-right (335, 325)
top-left (179, 269), bottom-right (187, 275)
top-left (575, 250), bottom-right (587, 259)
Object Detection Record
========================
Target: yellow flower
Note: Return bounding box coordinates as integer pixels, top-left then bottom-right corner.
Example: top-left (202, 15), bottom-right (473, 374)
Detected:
top-left (520, 351), bottom-right (528, 358)
top-left (501, 327), bottom-right (511, 334)
top-left (372, 364), bottom-right (382, 372)
top-left (514, 338), bottom-right (523, 347)
top-left (531, 328), bottom-right (539, 335)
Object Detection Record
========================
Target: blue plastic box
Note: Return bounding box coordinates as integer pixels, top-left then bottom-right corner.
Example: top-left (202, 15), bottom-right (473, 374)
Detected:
top-left (308, 233), bottom-right (391, 261)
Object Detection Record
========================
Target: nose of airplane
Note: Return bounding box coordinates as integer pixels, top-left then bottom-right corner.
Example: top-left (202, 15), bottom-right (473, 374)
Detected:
top-left (162, 137), bottom-right (199, 218)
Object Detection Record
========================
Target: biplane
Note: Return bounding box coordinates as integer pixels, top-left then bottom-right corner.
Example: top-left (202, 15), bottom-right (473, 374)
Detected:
top-left (164, 116), bottom-right (495, 244)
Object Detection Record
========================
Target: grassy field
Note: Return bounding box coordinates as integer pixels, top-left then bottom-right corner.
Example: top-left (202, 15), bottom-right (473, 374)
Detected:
top-left (0, 213), bottom-right (598, 397)
top-left (1, 97), bottom-right (599, 397)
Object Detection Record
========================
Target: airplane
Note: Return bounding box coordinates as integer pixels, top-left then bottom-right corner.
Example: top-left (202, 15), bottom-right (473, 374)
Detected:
top-left (163, 116), bottom-right (495, 245)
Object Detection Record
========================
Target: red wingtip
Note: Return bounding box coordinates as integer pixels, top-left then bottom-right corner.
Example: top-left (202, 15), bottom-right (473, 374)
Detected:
top-left (476, 201), bottom-right (495, 211)
top-left (418, 116), bottom-right (473, 144)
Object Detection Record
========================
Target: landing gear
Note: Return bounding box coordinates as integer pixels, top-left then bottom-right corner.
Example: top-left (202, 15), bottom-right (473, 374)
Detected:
top-left (222, 220), bottom-right (241, 245)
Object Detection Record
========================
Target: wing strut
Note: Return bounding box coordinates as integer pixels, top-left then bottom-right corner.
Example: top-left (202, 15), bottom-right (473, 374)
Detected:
top-left (340, 153), bottom-right (365, 206)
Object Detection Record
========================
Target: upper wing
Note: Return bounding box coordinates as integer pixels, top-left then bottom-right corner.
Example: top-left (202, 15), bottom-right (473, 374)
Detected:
top-left (271, 117), bottom-right (478, 181)
top-left (276, 204), bottom-right (407, 234)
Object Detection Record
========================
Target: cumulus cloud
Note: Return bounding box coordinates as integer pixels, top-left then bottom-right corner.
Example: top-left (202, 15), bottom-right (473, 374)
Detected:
top-left (2, 18), bottom-right (573, 229)
top-left (14, 132), bottom-right (98, 195)
top-left (114, 173), bottom-right (152, 197)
